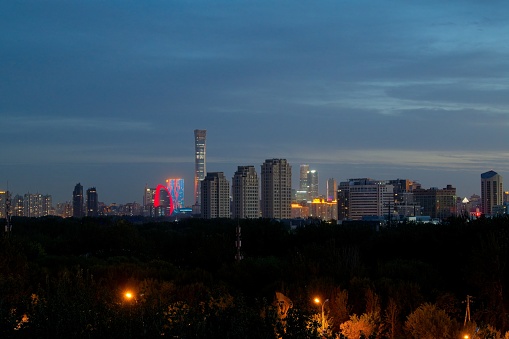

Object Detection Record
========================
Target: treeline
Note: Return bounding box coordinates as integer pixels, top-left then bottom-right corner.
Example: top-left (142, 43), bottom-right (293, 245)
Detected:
top-left (1, 215), bottom-right (509, 338)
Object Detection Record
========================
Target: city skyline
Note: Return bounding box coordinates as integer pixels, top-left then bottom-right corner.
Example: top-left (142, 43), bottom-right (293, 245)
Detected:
top-left (2, 1), bottom-right (509, 205)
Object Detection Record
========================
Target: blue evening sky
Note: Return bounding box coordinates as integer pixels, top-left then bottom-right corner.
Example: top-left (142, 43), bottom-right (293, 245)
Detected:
top-left (1, 0), bottom-right (508, 205)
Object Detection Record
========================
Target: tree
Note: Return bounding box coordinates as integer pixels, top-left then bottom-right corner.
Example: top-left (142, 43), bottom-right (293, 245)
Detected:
top-left (405, 303), bottom-right (456, 339)
top-left (340, 312), bottom-right (383, 339)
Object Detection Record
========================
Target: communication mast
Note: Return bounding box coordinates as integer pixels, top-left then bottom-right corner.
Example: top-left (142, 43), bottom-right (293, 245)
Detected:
top-left (4, 190), bottom-right (12, 236)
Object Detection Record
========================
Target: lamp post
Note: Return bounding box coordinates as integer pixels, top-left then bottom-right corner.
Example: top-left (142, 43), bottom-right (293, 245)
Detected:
top-left (314, 298), bottom-right (329, 333)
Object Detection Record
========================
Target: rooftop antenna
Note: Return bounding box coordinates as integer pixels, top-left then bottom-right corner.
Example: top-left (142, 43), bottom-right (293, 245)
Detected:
top-left (4, 187), bottom-right (12, 236)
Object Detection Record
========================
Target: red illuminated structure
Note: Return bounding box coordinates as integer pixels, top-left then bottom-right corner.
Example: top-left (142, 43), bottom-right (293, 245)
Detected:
top-left (154, 184), bottom-right (174, 216)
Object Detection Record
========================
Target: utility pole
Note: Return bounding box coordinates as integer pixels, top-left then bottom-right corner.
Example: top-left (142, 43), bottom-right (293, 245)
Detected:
top-left (464, 295), bottom-right (473, 326)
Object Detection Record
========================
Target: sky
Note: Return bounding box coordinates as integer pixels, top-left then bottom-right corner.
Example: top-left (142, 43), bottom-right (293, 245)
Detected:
top-left (1, 0), bottom-right (509, 206)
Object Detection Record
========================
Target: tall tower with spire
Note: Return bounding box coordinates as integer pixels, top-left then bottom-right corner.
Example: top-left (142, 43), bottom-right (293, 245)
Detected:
top-left (194, 129), bottom-right (207, 213)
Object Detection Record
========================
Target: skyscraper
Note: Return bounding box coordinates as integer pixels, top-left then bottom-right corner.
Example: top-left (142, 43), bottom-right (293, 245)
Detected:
top-left (201, 172), bottom-right (230, 219)
top-left (481, 170), bottom-right (503, 215)
top-left (73, 183), bottom-right (84, 218)
top-left (86, 187), bottom-right (98, 217)
top-left (232, 166), bottom-right (259, 219)
top-left (326, 178), bottom-right (337, 202)
top-left (261, 159), bottom-right (292, 219)
top-left (299, 164), bottom-right (309, 191)
top-left (307, 169), bottom-right (319, 199)
top-left (194, 129), bottom-right (207, 212)
top-left (0, 190), bottom-right (7, 219)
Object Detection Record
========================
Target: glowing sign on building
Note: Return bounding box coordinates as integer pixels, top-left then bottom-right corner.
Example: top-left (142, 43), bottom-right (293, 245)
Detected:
top-left (154, 184), bottom-right (174, 216)
top-left (166, 178), bottom-right (184, 211)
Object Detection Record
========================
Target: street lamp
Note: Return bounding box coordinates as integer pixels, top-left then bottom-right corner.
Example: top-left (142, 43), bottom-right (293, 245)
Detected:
top-left (124, 291), bottom-right (134, 301)
top-left (314, 298), bottom-right (329, 333)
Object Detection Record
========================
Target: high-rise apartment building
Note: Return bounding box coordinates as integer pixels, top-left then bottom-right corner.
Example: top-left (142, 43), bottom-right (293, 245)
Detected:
top-left (0, 190), bottom-right (7, 219)
top-left (143, 185), bottom-right (155, 217)
top-left (481, 170), bottom-right (503, 215)
top-left (261, 159), bottom-right (292, 219)
top-left (23, 193), bottom-right (46, 217)
top-left (87, 187), bottom-right (99, 217)
top-left (194, 130), bottom-right (207, 211)
top-left (73, 183), bottom-right (84, 218)
top-left (201, 172), bottom-right (230, 219)
top-left (12, 195), bottom-right (24, 217)
top-left (337, 181), bottom-right (350, 221)
top-left (232, 166), bottom-right (259, 219)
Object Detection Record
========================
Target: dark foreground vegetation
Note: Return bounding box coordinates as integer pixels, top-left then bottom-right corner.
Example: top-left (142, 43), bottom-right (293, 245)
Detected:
top-left (1, 215), bottom-right (509, 338)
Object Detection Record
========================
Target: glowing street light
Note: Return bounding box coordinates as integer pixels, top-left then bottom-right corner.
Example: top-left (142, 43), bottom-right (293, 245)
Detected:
top-left (314, 297), bottom-right (329, 333)
top-left (124, 291), bottom-right (134, 301)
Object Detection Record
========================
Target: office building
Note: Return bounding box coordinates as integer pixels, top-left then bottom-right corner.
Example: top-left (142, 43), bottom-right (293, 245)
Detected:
top-left (299, 164), bottom-right (309, 191)
top-left (73, 183), bottom-right (84, 218)
top-left (307, 170), bottom-right (319, 199)
top-left (232, 166), bottom-right (259, 219)
top-left (201, 172), bottom-right (230, 219)
top-left (347, 178), bottom-right (394, 220)
top-left (413, 185), bottom-right (457, 219)
top-left (87, 187), bottom-right (99, 217)
top-left (194, 129), bottom-right (207, 212)
top-left (261, 159), bottom-right (292, 219)
top-left (481, 170), bottom-right (503, 215)
top-left (326, 178), bottom-right (337, 202)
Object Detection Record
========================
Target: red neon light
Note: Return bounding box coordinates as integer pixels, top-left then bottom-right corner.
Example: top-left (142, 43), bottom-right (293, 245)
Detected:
top-left (154, 184), bottom-right (174, 216)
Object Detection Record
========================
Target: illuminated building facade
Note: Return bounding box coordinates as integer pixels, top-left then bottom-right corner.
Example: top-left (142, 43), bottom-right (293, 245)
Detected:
top-left (154, 184), bottom-right (174, 216)
top-left (194, 129), bottom-right (207, 212)
top-left (291, 203), bottom-right (309, 218)
top-left (86, 187), bottom-right (99, 217)
top-left (232, 166), bottom-right (259, 219)
top-left (310, 198), bottom-right (338, 221)
top-left (201, 172), bottom-right (230, 219)
top-left (166, 178), bottom-right (184, 211)
top-left (73, 183), bottom-right (84, 218)
top-left (481, 170), bottom-right (503, 216)
top-left (261, 159), bottom-right (292, 219)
